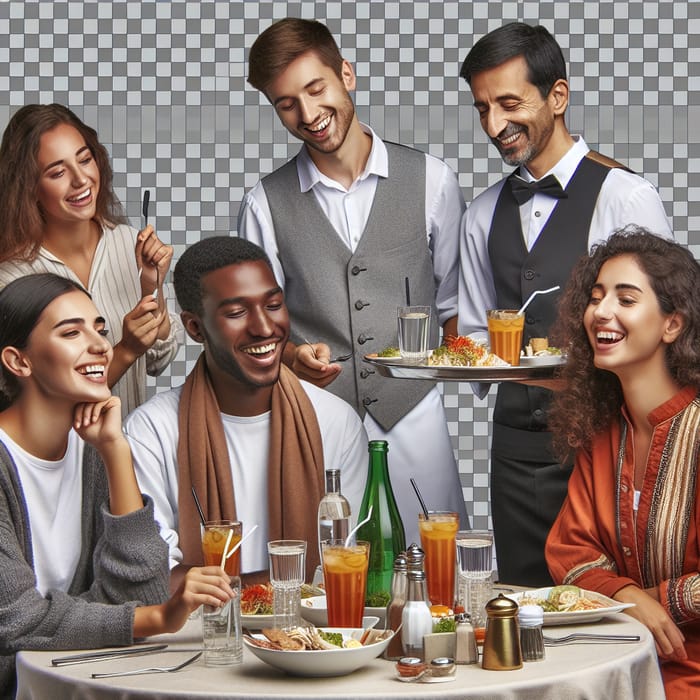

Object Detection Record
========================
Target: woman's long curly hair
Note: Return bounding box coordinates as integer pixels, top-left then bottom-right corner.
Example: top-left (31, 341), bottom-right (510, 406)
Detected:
top-left (0, 103), bottom-right (126, 263)
top-left (549, 226), bottom-right (700, 461)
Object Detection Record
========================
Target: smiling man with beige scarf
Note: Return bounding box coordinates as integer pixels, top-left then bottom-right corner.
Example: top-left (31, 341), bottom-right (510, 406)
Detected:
top-left (124, 236), bottom-right (367, 587)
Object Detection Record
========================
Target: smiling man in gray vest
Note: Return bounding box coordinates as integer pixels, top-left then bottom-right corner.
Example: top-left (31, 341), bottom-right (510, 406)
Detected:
top-left (238, 18), bottom-right (468, 544)
top-left (457, 23), bottom-right (672, 586)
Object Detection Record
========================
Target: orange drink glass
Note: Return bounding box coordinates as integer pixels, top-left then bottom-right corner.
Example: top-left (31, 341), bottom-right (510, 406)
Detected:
top-left (321, 540), bottom-right (370, 627)
top-left (202, 520), bottom-right (242, 577)
top-left (487, 309), bottom-right (524, 366)
top-left (418, 511), bottom-right (459, 608)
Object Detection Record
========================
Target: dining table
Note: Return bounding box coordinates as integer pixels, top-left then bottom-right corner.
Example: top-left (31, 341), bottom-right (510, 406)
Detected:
top-left (16, 613), bottom-right (664, 700)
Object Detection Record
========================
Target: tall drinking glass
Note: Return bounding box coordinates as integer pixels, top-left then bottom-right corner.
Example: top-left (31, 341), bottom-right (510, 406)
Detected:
top-left (321, 539), bottom-right (370, 627)
top-left (456, 529), bottom-right (493, 630)
top-left (268, 540), bottom-right (306, 630)
top-left (487, 309), bottom-right (524, 366)
top-left (202, 520), bottom-right (242, 577)
top-left (418, 511), bottom-right (459, 608)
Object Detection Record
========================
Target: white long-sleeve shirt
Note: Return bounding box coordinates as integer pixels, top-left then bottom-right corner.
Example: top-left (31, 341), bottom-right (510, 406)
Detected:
top-left (458, 136), bottom-right (672, 341)
top-left (237, 124), bottom-right (464, 326)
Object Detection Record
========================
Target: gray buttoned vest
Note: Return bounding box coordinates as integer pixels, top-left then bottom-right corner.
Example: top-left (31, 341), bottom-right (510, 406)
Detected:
top-left (262, 142), bottom-right (439, 431)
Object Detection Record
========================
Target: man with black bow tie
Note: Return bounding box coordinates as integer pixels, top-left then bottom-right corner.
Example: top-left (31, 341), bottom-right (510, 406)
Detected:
top-left (456, 22), bottom-right (671, 586)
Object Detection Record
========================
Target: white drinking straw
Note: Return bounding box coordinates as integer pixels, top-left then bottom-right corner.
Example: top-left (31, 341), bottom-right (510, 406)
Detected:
top-left (225, 524), bottom-right (259, 561)
top-left (219, 529), bottom-right (234, 569)
top-left (518, 285), bottom-right (561, 315)
top-left (344, 506), bottom-right (373, 547)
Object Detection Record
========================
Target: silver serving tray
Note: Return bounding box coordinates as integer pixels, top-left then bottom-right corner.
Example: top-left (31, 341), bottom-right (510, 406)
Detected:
top-left (363, 354), bottom-right (564, 382)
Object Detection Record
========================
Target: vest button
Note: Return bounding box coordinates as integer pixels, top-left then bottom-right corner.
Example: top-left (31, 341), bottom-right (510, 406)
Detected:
top-left (360, 369), bottom-right (375, 379)
top-left (357, 334), bottom-right (374, 345)
top-left (355, 299), bottom-right (370, 310)
top-left (362, 397), bottom-right (378, 407)
top-left (351, 265), bottom-right (367, 275)
top-left (533, 408), bottom-right (544, 418)
top-left (524, 269), bottom-right (535, 281)
top-left (526, 315), bottom-right (535, 324)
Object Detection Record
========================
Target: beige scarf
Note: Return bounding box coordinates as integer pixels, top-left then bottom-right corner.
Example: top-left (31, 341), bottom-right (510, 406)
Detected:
top-left (176, 356), bottom-right (326, 580)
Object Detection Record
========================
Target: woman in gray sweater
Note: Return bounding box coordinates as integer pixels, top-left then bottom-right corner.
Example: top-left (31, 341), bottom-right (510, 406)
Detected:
top-left (0, 273), bottom-right (234, 697)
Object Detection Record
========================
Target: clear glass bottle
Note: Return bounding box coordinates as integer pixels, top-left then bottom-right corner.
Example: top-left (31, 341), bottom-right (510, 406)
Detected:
top-left (384, 552), bottom-right (408, 660)
top-left (317, 469), bottom-right (351, 563)
top-left (356, 441), bottom-right (406, 606)
top-left (401, 568), bottom-right (433, 659)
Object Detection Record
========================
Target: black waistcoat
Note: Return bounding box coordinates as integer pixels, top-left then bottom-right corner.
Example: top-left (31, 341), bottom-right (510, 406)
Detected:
top-left (488, 156), bottom-right (612, 432)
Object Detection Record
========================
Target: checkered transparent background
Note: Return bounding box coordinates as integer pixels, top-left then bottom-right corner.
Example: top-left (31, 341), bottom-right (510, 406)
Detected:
top-left (1, 0), bottom-right (697, 529)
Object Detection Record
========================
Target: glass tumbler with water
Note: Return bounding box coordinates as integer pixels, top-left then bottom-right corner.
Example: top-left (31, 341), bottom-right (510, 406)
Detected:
top-left (398, 305), bottom-right (430, 362)
top-left (268, 540), bottom-right (306, 630)
top-left (456, 530), bottom-right (493, 630)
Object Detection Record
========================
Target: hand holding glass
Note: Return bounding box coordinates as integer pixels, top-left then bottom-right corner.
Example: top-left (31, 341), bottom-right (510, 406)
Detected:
top-left (202, 575), bottom-right (242, 666)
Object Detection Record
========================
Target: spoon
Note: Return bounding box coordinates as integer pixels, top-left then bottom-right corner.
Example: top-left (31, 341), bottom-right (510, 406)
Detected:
top-left (518, 285), bottom-right (560, 315)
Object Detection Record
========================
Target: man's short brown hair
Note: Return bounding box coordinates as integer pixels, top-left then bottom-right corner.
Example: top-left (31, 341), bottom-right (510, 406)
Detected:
top-left (247, 18), bottom-right (344, 95)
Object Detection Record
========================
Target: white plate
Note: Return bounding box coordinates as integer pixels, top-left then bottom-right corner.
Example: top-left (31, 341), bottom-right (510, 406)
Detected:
top-left (507, 587), bottom-right (635, 626)
top-left (243, 627), bottom-right (393, 677)
top-left (301, 595), bottom-right (386, 628)
top-left (520, 354), bottom-right (565, 367)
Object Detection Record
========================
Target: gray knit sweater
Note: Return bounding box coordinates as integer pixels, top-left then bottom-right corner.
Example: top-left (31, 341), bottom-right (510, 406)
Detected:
top-left (0, 441), bottom-right (169, 698)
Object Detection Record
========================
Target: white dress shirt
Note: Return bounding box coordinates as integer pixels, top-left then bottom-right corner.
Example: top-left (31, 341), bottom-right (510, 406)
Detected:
top-left (458, 136), bottom-right (672, 340)
top-left (238, 123), bottom-right (464, 325)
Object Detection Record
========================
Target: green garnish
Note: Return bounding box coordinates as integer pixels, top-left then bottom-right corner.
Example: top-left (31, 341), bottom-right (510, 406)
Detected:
top-left (318, 630), bottom-right (343, 647)
top-left (365, 590), bottom-right (391, 607)
top-left (433, 616), bottom-right (457, 633)
top-left (377, 346), bottom-right (401, 358)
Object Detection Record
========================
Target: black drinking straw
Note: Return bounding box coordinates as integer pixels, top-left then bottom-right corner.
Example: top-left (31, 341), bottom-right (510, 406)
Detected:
top-left (404, 277), bottom-right (411, 306)
top-left (410, 478), bottom-right (430, 519)
top-left (191, 486), bottom-right (206, 526)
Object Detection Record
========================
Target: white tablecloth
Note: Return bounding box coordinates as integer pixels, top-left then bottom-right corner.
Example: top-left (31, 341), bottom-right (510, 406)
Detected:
top-left (16, 615), bottom-right (665, 700)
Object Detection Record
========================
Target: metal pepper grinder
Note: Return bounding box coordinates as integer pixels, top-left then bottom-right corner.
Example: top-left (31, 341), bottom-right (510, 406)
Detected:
top-left (481, 594), bottom-right (523, 671)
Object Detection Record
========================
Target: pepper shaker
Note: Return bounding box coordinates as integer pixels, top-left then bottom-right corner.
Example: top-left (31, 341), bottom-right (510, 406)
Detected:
top-left (454, 612), bottom-right (478, 664)
top-left (481, 594), bottom-right (522, 670)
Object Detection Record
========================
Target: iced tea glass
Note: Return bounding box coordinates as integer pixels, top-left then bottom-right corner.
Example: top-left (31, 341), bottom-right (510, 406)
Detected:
top-left (487, 309), bottom-right (525, 366)
top-left (321, 539), bottom-right (370, 627)
top-left (418, 511), bottom-right (459, 608)
top-left (202, 520), bottom-right (242, 577)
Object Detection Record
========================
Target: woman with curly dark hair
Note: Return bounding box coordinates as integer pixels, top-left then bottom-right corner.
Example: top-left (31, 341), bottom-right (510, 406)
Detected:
top-left (546, 226), bottom-right (700, 698)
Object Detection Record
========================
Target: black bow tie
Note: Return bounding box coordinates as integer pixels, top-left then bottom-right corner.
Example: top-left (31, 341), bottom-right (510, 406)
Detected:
top-left (509, 174), bottom-right (568, 206)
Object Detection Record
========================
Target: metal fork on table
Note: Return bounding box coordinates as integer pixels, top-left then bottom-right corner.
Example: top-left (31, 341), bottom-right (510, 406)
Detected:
top-left (90, 651), bottom-right (202, 678)
top-left (543, 633), bottom-right (640, 646)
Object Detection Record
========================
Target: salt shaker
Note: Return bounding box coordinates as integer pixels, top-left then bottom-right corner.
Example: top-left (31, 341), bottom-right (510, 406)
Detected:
top-left (454, 612), bottom-right (478, 664)
top-left (481, 594), bottom-right (522, 671)
top-left (518, 604), bottom-right (545, 661)
top-left (401, 568), bottom-right (433, 659)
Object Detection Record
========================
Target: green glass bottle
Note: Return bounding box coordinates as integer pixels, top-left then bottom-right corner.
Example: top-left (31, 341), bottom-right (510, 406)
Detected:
top-left (356, 440), bottom-right (406, 607)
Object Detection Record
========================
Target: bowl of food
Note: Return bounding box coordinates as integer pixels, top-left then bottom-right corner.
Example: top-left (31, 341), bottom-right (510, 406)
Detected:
top-left (243, 626), bottom-right (393, 677)
top-left (300, 595), bottom-right (387, 629)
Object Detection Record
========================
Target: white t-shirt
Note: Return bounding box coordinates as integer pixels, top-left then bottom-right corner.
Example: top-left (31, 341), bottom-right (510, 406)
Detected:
top-left (124, 379), bottom-right (368, 573)
top-left (0, 428), bottom-right (83, 595)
